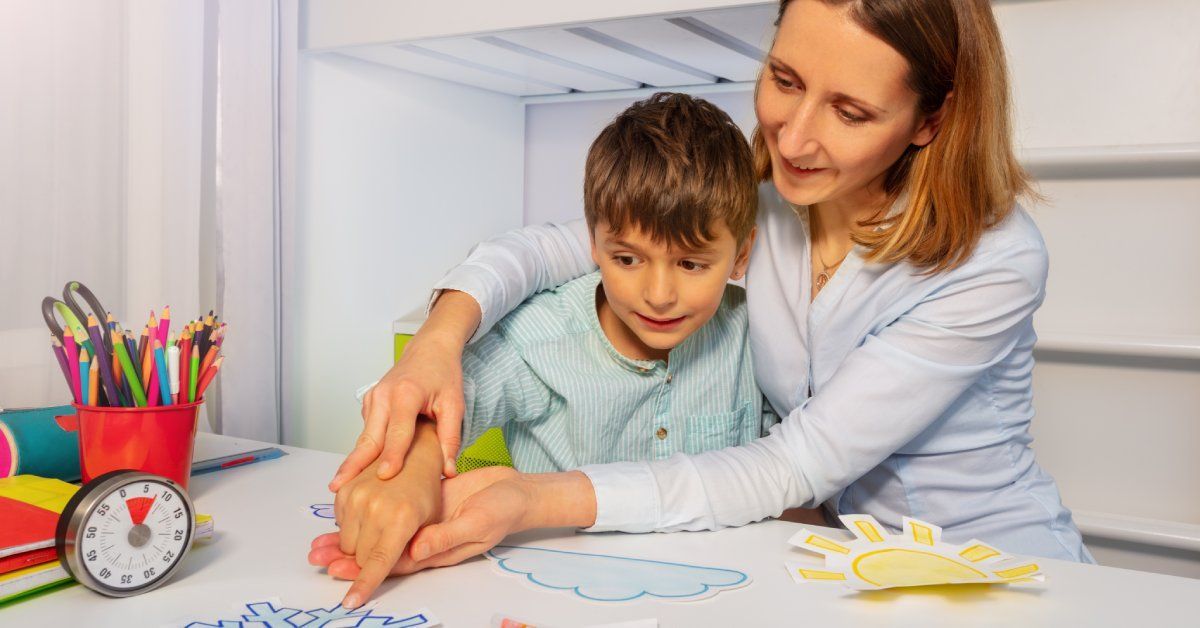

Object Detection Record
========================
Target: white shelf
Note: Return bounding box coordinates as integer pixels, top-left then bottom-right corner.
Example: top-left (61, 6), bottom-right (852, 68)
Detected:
top-left (1022, 143), bottom-right (1200, 179)
top-left (1036, 331), bottom-right (1200, 361)
top-left (1075, 509), bottom-right (1200, 553)
top-left (307, 4), bottom-right (777, 97)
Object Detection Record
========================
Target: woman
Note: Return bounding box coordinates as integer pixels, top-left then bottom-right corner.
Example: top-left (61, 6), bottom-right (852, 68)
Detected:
top-left (322, 0), bottom-right (1093, 595)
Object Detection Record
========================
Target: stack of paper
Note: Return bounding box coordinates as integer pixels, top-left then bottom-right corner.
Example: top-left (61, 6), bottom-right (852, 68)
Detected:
top-left (0, 476), bottom-right (77, 603)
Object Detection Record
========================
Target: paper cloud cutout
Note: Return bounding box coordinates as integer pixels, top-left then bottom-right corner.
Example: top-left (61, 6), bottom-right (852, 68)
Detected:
top-left (486, 545), bottom-right (749, 602)
top-left (310, 503), bottom-right (335, 519)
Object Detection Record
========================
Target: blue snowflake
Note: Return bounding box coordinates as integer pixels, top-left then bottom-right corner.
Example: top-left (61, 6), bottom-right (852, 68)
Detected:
top-left (185, 601), bottom-right (435, 628)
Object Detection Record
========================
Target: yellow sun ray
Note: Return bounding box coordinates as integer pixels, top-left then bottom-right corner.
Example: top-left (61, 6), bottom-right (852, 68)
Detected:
top-left (909, 521), bottom-right (936, 546)
top-left (994, 563), bottom-right (1041, 579)
top-left (852, 520), bottom-right (885, 543)
top-left (797, 569), bottom-right (847, 581)
top-left (960, 544), bottom-right (1001, 563)
top-left (803, 534), bottom-right (851, 555)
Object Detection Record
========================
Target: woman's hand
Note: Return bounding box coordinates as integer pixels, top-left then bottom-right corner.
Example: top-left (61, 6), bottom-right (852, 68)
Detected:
top-left (408, 469), bottom-right (598, 568)
top-left (329, 291), bottom-right (482, 490)
top-left (309, 465), bottom-right (522, 585)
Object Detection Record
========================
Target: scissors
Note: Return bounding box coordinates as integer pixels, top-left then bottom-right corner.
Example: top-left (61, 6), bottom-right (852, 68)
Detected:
top-left (41, 281), bottom-right (114, 355)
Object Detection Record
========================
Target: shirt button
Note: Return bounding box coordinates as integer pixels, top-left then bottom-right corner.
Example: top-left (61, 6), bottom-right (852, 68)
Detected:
top-left (655, 427), bottom-right (668, 440)
top-left (665, 373), bottom-right (673, 383)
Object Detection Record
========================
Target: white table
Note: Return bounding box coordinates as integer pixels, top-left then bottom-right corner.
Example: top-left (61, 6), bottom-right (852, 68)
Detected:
top-left (4, 433), bottom-right (1199, 626)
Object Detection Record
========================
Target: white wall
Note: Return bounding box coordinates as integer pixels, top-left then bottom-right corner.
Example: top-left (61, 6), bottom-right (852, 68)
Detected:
top-left (287, 54), bottom-right (525, 452)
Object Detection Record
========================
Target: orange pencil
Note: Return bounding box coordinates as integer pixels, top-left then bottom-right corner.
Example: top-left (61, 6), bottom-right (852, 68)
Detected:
top-left (87, 355), bottom-right (99, 406)
top-left (194, 356), bottom-right (223, 400)
top-left (140, 328), bottom-right (155, 388)
top-left (198, 344), bottom-right (220, 378)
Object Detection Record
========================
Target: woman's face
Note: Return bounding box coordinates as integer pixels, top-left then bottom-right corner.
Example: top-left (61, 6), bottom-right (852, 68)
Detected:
top-left (756, 0), bottom-right (941, 208)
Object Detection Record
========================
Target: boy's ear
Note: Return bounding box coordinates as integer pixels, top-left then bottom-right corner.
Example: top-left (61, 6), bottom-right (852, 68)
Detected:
top-left (730, 227), bottom-right (756, 280)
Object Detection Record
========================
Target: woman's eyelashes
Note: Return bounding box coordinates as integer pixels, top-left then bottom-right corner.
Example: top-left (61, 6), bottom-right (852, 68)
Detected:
top-left (836, 107), bottom-right (869, 125)
top-left (769, 66), bottom-right (798, 91)
top-left (770, 65), bottom-right (872, 127)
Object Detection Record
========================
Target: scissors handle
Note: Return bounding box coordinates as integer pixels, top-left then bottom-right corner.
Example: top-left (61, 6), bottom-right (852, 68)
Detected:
top-left (63, 281), bottom-right (113, 353)
top-left (41, 297), bottom-right (65, 342)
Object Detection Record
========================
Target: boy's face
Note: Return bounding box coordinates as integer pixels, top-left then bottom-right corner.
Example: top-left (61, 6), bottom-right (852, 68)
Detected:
top-left (591, 220), bottom-right (755, 360)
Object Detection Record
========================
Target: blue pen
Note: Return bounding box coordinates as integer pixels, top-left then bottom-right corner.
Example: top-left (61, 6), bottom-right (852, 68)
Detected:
top-left (153, 340), bottom-right (172, 406)
top-left (191, 447), bottom-right (287, 475)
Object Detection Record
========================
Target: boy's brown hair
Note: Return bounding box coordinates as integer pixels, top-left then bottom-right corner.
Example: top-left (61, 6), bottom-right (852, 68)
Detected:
top-left (584, 92), bottom-right (757, 250)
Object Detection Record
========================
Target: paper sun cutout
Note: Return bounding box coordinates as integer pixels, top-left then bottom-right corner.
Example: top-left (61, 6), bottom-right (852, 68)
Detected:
top-left (486, 545), bottom-right (749, 602)
top-left (787, 514), bottom-right (1044, 590)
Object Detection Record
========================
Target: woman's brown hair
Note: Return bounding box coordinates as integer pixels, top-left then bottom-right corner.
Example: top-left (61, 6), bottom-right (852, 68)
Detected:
top-left (751, 0), bottom-right (1035, 272)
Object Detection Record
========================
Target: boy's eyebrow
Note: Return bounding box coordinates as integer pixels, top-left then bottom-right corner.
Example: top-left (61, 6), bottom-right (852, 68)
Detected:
top-left (609, 239), bottom-right (645, 252)
top-left (610, 238), bottom-right (717, 256)
top-left (767, 55), bottom-right (888, 115)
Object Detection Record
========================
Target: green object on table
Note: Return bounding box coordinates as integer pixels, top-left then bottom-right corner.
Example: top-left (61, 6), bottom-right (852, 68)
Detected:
top-left (394, 331), bottom-right (512, 473)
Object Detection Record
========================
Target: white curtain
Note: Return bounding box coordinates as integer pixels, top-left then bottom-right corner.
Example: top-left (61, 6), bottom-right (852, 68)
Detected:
top-left (0, 0), bottom-right (293, 444)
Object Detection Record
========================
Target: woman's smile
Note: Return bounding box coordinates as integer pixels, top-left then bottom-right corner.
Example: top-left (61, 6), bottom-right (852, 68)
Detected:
top-left (781, 161), bottom-right (828, 179)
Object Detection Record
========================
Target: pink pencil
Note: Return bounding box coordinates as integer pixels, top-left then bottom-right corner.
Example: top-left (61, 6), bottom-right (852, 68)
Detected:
top-left (158, 305), bottom-right (171, 347)
top-left (63, 328), bottom-right (82, 404)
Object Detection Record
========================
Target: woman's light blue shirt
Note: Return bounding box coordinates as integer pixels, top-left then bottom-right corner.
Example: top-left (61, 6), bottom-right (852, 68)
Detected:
top-left (432, 184), bottom-right (1093, 563)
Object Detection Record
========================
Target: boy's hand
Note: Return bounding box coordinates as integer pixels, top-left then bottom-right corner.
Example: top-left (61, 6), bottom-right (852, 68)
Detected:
top-left (325, 421), bottom-right (442, 608)
top-left (329, 291), bottom-right (482, 490)
top-left (309, 465), bottom-right (521, 580)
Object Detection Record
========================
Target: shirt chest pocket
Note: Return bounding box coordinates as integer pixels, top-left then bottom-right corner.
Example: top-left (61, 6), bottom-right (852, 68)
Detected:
top-left (683, 403), bottom-right (751, 454)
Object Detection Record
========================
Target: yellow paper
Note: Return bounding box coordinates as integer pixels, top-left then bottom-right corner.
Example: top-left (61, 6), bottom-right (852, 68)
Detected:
top-left (787, 514), bottom-right (1044, 590)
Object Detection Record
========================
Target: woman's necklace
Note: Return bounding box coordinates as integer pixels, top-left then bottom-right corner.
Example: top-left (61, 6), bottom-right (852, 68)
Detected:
top-left (814, 244), bottom-right (850, 295)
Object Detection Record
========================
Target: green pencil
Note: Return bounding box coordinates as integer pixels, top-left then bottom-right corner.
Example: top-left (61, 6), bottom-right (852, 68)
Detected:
top-left (189, 349), bottom-right (200, 402)
top-left (113, 331), bottom-right (148, 407)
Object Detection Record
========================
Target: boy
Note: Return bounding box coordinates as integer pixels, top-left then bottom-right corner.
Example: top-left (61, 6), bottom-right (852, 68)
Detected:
top-left (316, 93), bottom-right (775, 604)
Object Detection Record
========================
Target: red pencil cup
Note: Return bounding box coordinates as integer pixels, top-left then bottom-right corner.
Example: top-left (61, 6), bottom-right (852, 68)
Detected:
top-left (55, 400), bottom-right (202, 490)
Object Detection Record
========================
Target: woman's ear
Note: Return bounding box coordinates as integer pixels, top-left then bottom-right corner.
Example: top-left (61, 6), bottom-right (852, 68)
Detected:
top-left (912, 92), bottom-right (952, 147)
top-left (730, 226), bottom-right (757, 280)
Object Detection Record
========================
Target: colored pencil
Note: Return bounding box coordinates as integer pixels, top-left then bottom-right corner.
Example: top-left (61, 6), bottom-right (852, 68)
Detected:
top-left (113, 331), bottom-right (147, 407)
top-left (50, 335), bottom-right (72, 394)
top-left (86, 314), bottom-right (119, 407)
top-left (167, 344), bottom-right (181, 405)
top-left (198, 344), bottom-right (220, 380)
top-left (153, 340), bottom-right (171, 406)
top-left (158, 306), bottom-right (171, 347)
top-left (195, 356), bottom-right (223, 400)
top-left (79, 349), bottom-right (90, 407)
top-left (87, 356), bottom-right (99, 406)
top-left (189, 348), bottom-right (200, 403)
top-left (179, 330), bottom-right (192, 404)
top-left (137, 326), bottom-right (149, 368)
top-left (64, 328), bottom-right (82, 404)
top-left (140, 326), bottom-right (156, 388)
